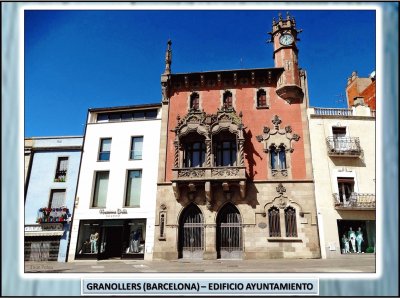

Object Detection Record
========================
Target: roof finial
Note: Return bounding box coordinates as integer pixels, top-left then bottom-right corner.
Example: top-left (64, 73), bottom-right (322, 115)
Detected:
top-left (286, 11), bottom-right (290, 20)
top-left (272, 17), bottom-right (276, 25)
top-left (164, 39), bottom-right (172, 75)
top-left (278, 12), bottom-right (282, 21)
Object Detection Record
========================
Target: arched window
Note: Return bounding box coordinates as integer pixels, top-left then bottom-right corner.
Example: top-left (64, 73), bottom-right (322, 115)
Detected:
top-left (190, 92), bottom-right (200, 111)
top-left (284, 206), bottom-right (297, 237)
top-left (268, 207), bottom-right (281, 237)
top-left (223, 91), bottom-right (233, 109)
top-left (270, 144), bottom-right (287, 170)
top-left (257, 89), bottom-right (267, 107)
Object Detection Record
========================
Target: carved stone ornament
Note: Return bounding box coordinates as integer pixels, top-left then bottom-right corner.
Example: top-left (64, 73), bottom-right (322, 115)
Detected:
top-left (160, 204), bottom-right (167, 210)
top-left (276, 183), bottom-right (286, 194)
top-left (256, 114), bottom-right (300, 153)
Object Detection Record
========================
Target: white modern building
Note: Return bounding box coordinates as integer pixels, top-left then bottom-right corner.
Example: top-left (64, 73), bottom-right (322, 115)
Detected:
top-left (307, 99), bottom-right (376, 258)
top-left (67, 103), bottom-right (161, 261)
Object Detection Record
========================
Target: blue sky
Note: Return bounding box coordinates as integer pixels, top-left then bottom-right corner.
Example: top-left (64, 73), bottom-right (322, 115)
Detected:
top-left (25, 9), bottom-right (376, 137)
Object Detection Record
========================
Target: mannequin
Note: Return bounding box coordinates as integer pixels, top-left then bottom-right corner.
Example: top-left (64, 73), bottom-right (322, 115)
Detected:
top-left (355, 227), bottom-right (364, 253)
top-left (341, 234), bottom-right (349, 254)
top-left (348, 227), bottom-right (356, 253)
top-left (130, 229), bottom-right (141, 253)
top-left (90, 231), bottom-right (99, 253)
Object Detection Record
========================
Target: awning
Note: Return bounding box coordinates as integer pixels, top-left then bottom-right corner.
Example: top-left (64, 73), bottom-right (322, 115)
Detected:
top-left (25, 231), bottom-right (64, 237)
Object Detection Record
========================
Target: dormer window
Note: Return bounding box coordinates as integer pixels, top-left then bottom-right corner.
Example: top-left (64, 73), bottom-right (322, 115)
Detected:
top-left (223, 91), bottom-right (233, 109)
top-left (257, 89), bottom-right (267, 107)
top-left (190, 92), bottom-right (200, 111)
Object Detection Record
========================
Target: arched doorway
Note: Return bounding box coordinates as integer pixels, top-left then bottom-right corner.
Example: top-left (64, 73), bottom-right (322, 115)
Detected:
top-left (178, 203), bottom-right (204, 259)
top-left (216, 203), bottom-right (243, 259)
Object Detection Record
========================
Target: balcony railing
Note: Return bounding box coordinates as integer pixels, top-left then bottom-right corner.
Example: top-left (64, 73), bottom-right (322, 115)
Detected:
top-left (314, 107), bottom-right (353, 116)
top-left (172, 166), bottom-right (246, 182)
top-left (36, 207), bottom-right (71, 223)
top-left (326, 136), bottom-right (362, 156)
top-left (54, 170), bottom-right (67, 182)
top-left (333, 193), bottom-right (375, 210)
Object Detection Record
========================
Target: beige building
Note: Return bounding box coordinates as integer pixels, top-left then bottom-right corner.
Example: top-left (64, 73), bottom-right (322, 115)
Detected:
top-left (307, 100), bottom-right (376, 258)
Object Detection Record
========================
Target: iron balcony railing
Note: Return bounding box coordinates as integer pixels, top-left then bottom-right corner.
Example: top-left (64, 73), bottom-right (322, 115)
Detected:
top-left (36, 206), bottom-right (71, 223)
top-left (333, 193), bottom-right (375, 210)
top-left (314, 107), bottom-right (353, 116)
top-left (172, 166), bottom-right (246, 182)
top-left (326, 136), bottom-right (362, 156)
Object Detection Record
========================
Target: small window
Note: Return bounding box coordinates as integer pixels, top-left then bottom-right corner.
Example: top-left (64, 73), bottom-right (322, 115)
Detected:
top-left (159, 212), bottom-right (166, 239)
top-left (284, 206), bottom-right (297, 237)
top-left (121, 112), bottom-right (133, 121)
top-left (257, 89), bottom-right (267, 107)
top-left (130, 137), bottom-right (143, 160)
top-left (97, 114), bottom-right (109, 123)
top-left (92, 171), bottom-right (109, 208)
top-left (190, 92), bottom-right (200, 110)
top-left (54, 157), bottom-right (68, 182)
top-left (49, 189), bottom-right (66, 208)
top-left (109, 113), bottom-right (121, 122)
top-left (125, 170), bottom-right (142, 207)
top-left (268, 207), bottom-right (281, 237)
top-left (223, 91), bottom-right (233, 108)
top-left (332, 127), bottom-right (347, 138)
top-left (145, 110), bottom-right (157, 119)
top-left (337, 177), bottom-right (355, 203)
top-left (98, 138), bottom-right (111, 161)
top-left (270, 145), bottom-right (286, 170)
top-left (133, 111), bottom-right (145, 120)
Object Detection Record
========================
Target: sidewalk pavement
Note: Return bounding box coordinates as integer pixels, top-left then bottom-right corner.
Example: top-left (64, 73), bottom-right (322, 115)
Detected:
top-left (25, 254), bottom-right (375, 273)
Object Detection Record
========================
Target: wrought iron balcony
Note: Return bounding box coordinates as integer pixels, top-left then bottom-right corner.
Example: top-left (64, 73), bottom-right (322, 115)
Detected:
top-left (333, 193), bottom-right (375, 210)
top-left (36, 207), bottom-right (71, 223)
top-left (172, 166), bottom-right (246, 182)
top-left (326, 136), bottom-right (362, 157)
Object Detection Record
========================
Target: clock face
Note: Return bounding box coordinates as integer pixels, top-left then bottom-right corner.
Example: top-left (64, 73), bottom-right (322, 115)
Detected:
top-left (279, 34), bottom-right (294, 46)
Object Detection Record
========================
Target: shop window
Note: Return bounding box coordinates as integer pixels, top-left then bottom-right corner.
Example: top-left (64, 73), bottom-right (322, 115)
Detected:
top-left (76, 221), bottom-right (101, 256)
top-left (184, 142), bottom-right (206, 167)
top-left (190, 92), bottom-right (200, 111)
top-left (125, 170), bottom-right (142, 207)
top-left (223, 91), bottom-right (233, 109)
top-left (98, 138), bottom-right (111, 161)
top-left (92, 171), bottom-right (109, 208)
top-left (268, 207), bottom-right (281, 237)
top-left (337, 177), bottom-right (355, 203)
top-left (124, 220), bottom-right (146, 255)
top-left (284, 206), bottom-right (297, 237)
top-left (130, 136), bottom-right (143, 160)
top-left (54, 157), bottom-right (68, 182)
top-left (257, 89), bottom-right (267, 107)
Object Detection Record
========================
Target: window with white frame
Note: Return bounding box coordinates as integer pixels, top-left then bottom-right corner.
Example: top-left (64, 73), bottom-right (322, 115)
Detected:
top-left (92, 171), bottom-right (109, 207)
top-left (130, 137), bottom-right (143, 160)
top-left (125, 170), bottom-right (142, 207)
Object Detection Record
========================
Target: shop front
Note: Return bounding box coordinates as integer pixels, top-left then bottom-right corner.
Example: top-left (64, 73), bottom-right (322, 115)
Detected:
top-left (75, 219), bottom-right (146, 260)
top-left (337, 219), bottom-right (376, 254)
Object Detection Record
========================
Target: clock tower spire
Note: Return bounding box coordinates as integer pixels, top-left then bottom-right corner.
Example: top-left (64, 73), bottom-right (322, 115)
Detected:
top-left (268, 12), bottom-right (304, 104)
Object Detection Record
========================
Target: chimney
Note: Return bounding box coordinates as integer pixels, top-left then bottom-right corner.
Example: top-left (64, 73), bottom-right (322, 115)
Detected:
top-left (353, 96), bottom-right (365, 107)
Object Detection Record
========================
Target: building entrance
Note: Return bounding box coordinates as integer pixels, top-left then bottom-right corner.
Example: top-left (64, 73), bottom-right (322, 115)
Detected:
top-left (217, 203), bottom-right (242, 259)
top-left (178, 203), bottom-right (204, 259)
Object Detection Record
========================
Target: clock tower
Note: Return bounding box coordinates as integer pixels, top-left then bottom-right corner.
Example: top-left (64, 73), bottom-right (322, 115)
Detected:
top-left (269, 12), bottom-right (304, 104)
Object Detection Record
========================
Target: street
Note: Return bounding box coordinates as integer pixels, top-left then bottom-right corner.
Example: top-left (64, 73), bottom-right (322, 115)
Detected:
top-left (24, 254), bottom-right (375, 273)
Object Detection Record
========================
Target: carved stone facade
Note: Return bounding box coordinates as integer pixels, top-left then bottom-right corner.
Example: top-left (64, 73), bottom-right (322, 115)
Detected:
top-left (153, 14), bottom-right (320, 260)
